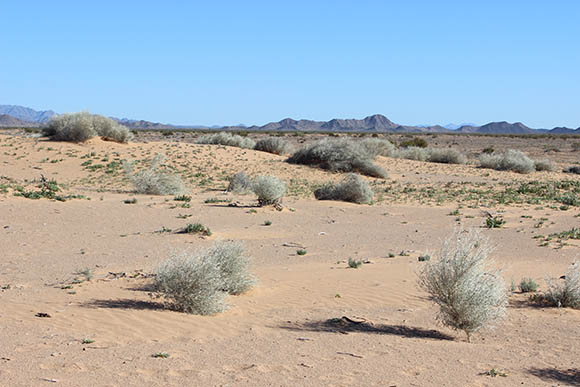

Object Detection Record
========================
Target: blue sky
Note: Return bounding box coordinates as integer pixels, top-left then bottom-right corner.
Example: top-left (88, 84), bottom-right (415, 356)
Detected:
top-left (2, 1), bottom-right (579, 128)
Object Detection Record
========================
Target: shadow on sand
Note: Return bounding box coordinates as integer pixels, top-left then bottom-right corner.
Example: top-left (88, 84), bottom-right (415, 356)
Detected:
top-left (528, 367), bottom-right (580, 386)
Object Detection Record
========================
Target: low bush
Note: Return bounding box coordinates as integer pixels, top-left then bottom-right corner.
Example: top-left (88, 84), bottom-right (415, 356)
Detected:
top-left (534, 159), bottom-right (555, 172)
top-left (314, 173), bottom-right (373, 204)
top-left (254, 137), bottom-right (293, 155)
top-left (287, 138), bottom-right (387, 178)
top-left (479, 149), bottom-right (535, 174)
top-left (358, 138), bottom-right (395, 157)
top-left (182, 223), bottom-right (212, 236)
top-left (154, 241), bottom-right (254, 315)
top-left (43, 112), bottom-right (133, 143)
top-left (426, 148), bottom-right (467, 164)
top-left (542, 262), bottom-right (580, 308)
top-left (393, 146), bottom-right (429, 161)
top-left (400, 137), bottom-right (428, 148)
top-left (252, 175), bottom-right (287, 206)
top-left (418, 228), bottom-right (508, 342)
top-left (519, 278), bottom-right (539, 293)
top-left (563, 166), bottom-right (580, 175)
top-left (196, 132), bottom-right (256, 149)
top-left (227, 171), bottom-right (252, 193)
top-left (124, 154), bottom-right (185, 195)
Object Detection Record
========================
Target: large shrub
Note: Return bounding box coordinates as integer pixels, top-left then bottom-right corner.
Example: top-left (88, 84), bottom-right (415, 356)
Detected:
top-left (124, 154), bottom-right (185, 195)
top-left (196, 132), bottom-right (256, 149)
top-left (43, 112), bottom-right (133, 143)
top-left (479, 149), bottom-right (535, 174)
top-left (252, 175), bottom-right (287, 206)
top-left (358, 138), bottom-right (396, 158)
top-left (227, 171), bottom-right (252, 193)
top-left (287, 138), bottom-right (387, 178)
top-left (254, 137), bottom-right (293, 155)
top-left (154, 241), bottom-right (255, 315)
top-left (418, 228), bottom-right (508, 342)
top-left (314, 173), bottom-right (373, 204)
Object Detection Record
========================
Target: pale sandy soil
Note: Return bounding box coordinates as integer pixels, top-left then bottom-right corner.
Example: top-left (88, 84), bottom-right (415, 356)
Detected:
top-left (1, 131), bottom-right (579, 386)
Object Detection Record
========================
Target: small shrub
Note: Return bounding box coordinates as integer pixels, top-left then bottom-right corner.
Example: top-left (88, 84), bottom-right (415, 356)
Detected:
top-left (358, 138), bottom-right (395, 157)
top-left (314, 173), bottom-right (373, 204)
top-left (418, 228), bottom-right (508, 342)
top-left (154, 241), bottom-right (254, 314)
top-left (264, 220), bottom-right (272, 226)
top-left (393, 146), bottom-right (429, 161)
top-left (542, 262), bottom-right (580, 308)
top-left (479, 149), bottom-right (535, 174)
top-left (182, 223), bottom-right (212, 236)
top-left (400, 137), bottom-right (428, 148)
top-left (227, 172), bottom-right (252, 193)
top-left (196, 132), bottom-right (256, 149)
top-left (296, 249), bottom-right (307, 256)
top-left (485, 216), bottom-right (505, 228)
top-left (254, 137), bottom-right (293, 155)
top-left (123, 198), bottom-right (137, 204)
top-left (124, 154), bottom-right (185, 195)
top-left (534, 159), bottom-right (555, 172)
top-left (252, 175), bottom-right (287, 206)
top-left (563, 166), bottom-right (580, 175)
top-left (152, 352), bottom-right (170, 358)
top-left (348, 257), bottom-right (363, 268)
top-left (174, 195), bottom-right (191, 202)
top-left (426, 148), bottom-right (467, 164)
top-left (418, 254), bottom-right (431, 262)
top-left (43, 112), bottom-right (133, 143)
top-left (287, 138), bottom-right (387, 178)
top-left (518, 278), bottom-right (538, 293)
top-left (482, 146), bottom-right (494, 154)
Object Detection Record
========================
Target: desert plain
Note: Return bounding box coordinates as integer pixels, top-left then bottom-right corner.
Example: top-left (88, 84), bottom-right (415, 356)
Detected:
top-left (1, 129), bottom-right (579, 386)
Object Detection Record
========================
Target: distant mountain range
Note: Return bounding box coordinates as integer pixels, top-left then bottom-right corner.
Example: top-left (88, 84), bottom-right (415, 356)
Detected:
top-left (1, 104), bottom-right (578, 135)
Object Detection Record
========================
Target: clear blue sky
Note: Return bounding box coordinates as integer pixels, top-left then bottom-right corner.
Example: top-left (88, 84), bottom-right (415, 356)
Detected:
top-left (2, 1), bottom-right (579, 128)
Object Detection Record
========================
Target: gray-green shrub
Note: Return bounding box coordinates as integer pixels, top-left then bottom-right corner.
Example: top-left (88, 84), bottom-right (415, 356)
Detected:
top-left (252, 175), bottom-right (287, 206)
top-left (43, 112), bottom-right (133, 143)
top-left (519, 278), bottom-right (539, 293)
top-left (358, 138), bottom-right (395, 157)
top-left (254, 137), bottom-right (293, 155)
top-left (196, 132), bottom-right (256, 149)
top-left (393, 146), bottom-right (429, 161)
top-left (314, 173), bottom-right (373, 204)
top-left (154, 241), bottom-right (254, 315)
top-left (479, 149), bottom-right (535, 174)
top-left (426, 148), bottom-right (467, 164)
top-left (543, 262), bottom-right (580, 308)
top-left (124, 154), bottom-right (185, 195)
top-left (287, 138), bottom-right (387, 178)
top-left (534, 159), bottom-right (555, 172)
top-left (418, 228), bottom-right (508, 342)
top-left (227, 171), bottom-right (252, 193)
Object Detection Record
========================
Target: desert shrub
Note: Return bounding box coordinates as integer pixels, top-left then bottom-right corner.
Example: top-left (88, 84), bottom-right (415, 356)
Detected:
top-left (124, 154), bottom-right (185, 195)
top-left (227, 171), bottom-right (252, 193)
top-left (542, 262), bottom-right (580, 308)
top-left (252, 175), bottom-right (287, 206)
top-left (393, 146), bottom-right (429, 161)
top-left (400, 137), bottom-right (428, 148)
top-left (418, 228), bottom-right (508, 342)
top-left (358, 138), bottom-right (395, 157)
top-left (182, 223), bottom-right (212, 236)
top-left (155, 241), bottom-right (254, 314)
top-left (314, 173), bottom-right (373, 204)
top-left (254, 137), bottom-right (293, 155)
top-left (572, 142), bottom-right (580, 152)
top-left (534, 159), bottom-right (555, 172)
top-left (427, 148), bottom-right (467, 164)
top-left (287, 138), bottom-right (387, 178)
top-left (479, 149), bottom-right (535, 174)
top-left (482, 146), bottom-right (495, 154)
top-left (196, 132), bottom-right (256, 149)
top-left (519, 278), bottom-right (539, 293)
top-left (43, 112), bottom-right (132, 143)
top-left (563, 166), bottom-right (580, 175)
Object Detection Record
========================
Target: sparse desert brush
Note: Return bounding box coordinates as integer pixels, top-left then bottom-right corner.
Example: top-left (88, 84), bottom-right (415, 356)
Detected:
top-left (541, 262), bottom-right (580, 308)
top-left (227, 171), bottom-right (252, 193)
top-left (518, 278), bottom-right (539, 293)
top-left (196, 132), bottom-right (256, 149)
top-left (287, 138), bottom-right (387, 178)
top-left (182, 223), bottom-right (212, 236)
top-left (43, 112), bottom-right (133, 143)
top-left (399, 137), bottom-right (428, 148)
top-left (563, 166), bottom-right (580, 175)
top-left (154, 241), bottom-right (254, 314)
top-left (252, 175), bottom-right (287, 206)
top-left (314, 173), bottom-right (373, 204)
top-left (418, 228), bottom-right (508, 342)
top-left (533, 159), bottom-right (555, 172)
top-left (479, 149), bottom-right (535, 174)
top-left (358, 138), bottom-right (395, 157)
top-left (426, 148), bottom-right (467, 164)
top-left (393, 146), bottom-right (429, 161)
top-left (124, 154), bottom-right (185, 195)
top-left (254, 137), bottom-right (293, 155)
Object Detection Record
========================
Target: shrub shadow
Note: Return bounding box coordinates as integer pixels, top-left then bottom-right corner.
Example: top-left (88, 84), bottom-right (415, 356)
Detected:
top-left (279, 316), bottom-right (454, 341)
top-left (83, 298), bottom-right (165, 311)
top-left (528, 367), bottom-right (580, 386)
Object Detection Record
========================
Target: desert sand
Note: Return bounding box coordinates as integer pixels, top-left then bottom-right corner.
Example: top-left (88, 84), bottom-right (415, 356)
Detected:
top-left (1, 130), bottom-right (579, 386)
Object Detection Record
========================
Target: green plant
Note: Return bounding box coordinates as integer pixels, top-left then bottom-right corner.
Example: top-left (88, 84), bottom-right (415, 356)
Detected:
top-left (296, 249), bottom-right (307, 256)
top-left (174, 195), bottom-right (191, 202)
top-left (485, 216), bottom-right (505, 228)
top-left (81, 338), bottom-right (95, 344)
top-left (348, 257), bottom-right (362, 268)
top-left (484, 369), bottom-right (507, 377)
top-left (518, 278), bottom-right (538, 293)
top-left (399, 137), bottom-right (428, 148)
top-left (418, 228), bottom-right (507, 342)
top-left (182, 223), bottom-right (212, 236)
top-left (482, 146), bottom-right (494, 154)
top-left (314, 173), bottom-right (374, 204)
top-left (123, 198), bottom-right (137, 204)
top-left (252, 175), bottom-right (287, 206)
top-left (264, 220), bottom-right (272, 226)
top-left (152, 352), bottom-right (170, 358)
top-left (418, 254), bottom-right (431, 262)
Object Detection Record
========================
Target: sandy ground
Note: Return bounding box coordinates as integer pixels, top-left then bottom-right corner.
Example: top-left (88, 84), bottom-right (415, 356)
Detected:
top-left (1, 131), bottom-right (579, 386)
